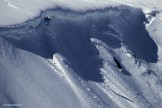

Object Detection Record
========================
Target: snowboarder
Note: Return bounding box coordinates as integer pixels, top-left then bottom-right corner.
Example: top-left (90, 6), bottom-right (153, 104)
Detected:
top-left (44, 16), bottom-right (50, 25)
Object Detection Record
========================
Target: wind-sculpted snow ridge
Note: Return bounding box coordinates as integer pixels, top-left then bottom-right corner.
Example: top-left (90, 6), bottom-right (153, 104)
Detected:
top-left (0, 6), bottom-right (162, 108)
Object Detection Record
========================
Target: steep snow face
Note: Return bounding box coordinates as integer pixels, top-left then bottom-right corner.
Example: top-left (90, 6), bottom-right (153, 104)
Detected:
top-left (1, 6), bottom-right (162, 108)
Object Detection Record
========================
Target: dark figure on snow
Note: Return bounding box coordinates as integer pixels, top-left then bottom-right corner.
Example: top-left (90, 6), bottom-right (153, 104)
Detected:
top-left (44, 16), bottom-right (50, 25)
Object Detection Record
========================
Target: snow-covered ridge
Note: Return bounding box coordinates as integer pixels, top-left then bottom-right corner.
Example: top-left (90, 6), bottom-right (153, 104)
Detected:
top-left (0, 0), bottom-right (162, 26)
top-left (0, 0), bottom-right (117, 26)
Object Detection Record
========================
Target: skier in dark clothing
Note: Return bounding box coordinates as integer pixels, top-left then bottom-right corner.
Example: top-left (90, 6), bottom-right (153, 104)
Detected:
top-left (44, 16), bottom-right (50, 25)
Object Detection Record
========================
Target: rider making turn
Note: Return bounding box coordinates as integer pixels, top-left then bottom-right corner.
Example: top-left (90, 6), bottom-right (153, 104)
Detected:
top-left (44, 16), bottom-right (50, 25)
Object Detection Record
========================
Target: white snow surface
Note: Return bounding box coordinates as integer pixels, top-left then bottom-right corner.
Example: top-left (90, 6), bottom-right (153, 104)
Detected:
top-left (0, 0), bottom-right (115, 26)
top-left (1, 0), bottom-right (162, 108)
top-left (0, 0), bottom-right (162, 26)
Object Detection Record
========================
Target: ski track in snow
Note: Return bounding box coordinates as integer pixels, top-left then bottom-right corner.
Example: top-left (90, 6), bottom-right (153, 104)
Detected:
top-left (2, 0), bottom-right (34, 16)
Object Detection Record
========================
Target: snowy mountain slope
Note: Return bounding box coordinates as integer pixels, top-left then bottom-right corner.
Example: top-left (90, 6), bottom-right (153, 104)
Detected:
top-left (0, 0), bottom-right (117, 26)
top-left (1, 0), bottom-right (162, 26)
top-left (1, 5), bottom-right (162, 108)
top-left (0, 30), bottom-right (100, 108)
top-left (1, 0), bottom-right (162, 62)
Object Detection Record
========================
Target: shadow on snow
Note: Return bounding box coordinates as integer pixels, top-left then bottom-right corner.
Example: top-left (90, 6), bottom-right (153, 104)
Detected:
top-left (0, 6), bottom-right (158, 82)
